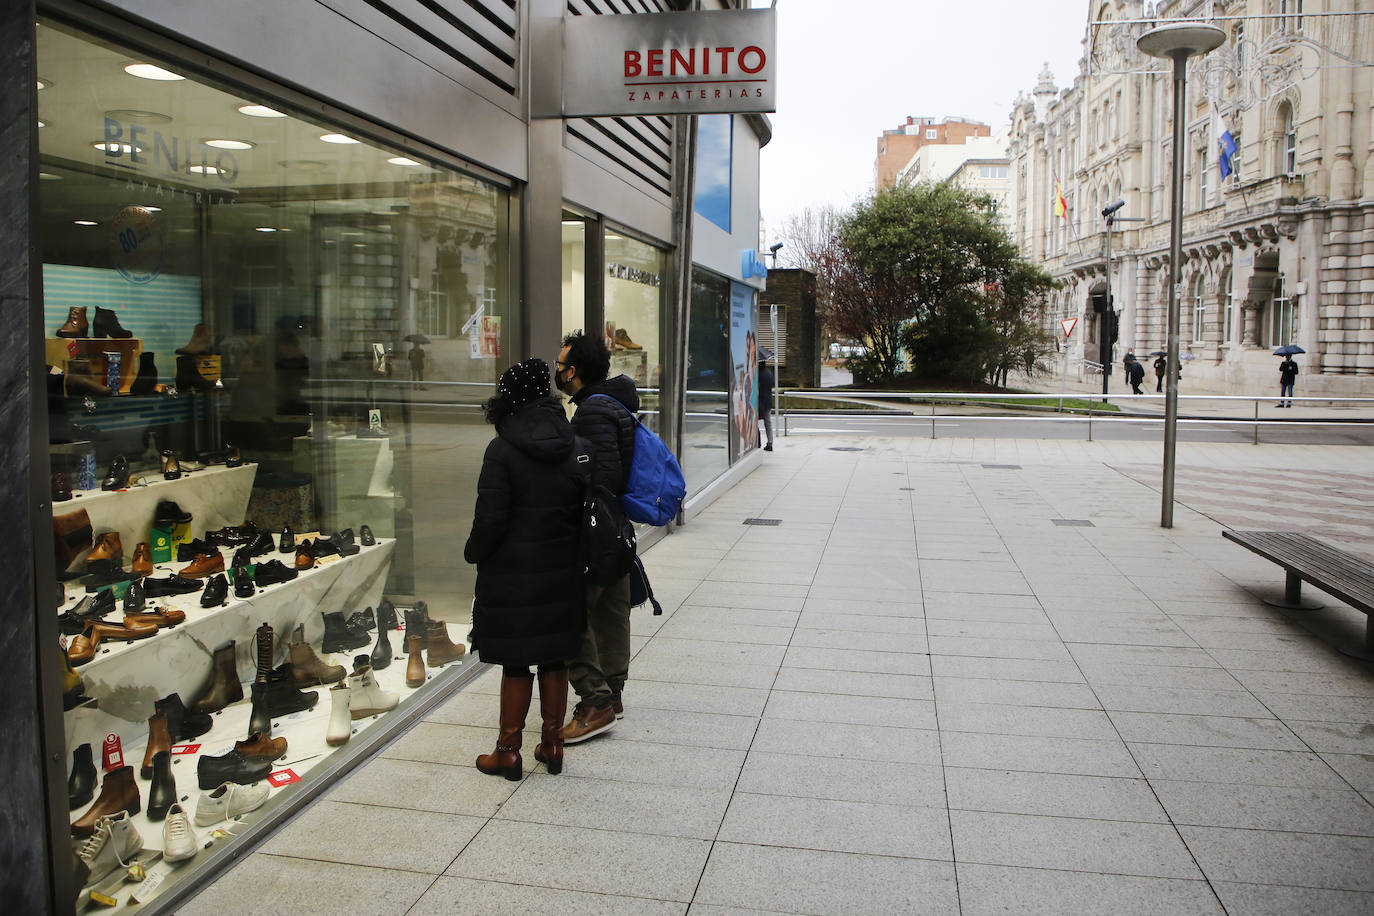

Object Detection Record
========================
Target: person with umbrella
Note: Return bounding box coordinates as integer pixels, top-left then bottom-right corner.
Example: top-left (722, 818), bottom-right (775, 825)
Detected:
top-left (406, 333), bottom-right (429, 388)
top-left (1151, 351), bottom-right (1167, 392)
top-left (1275, 345), bottom-right (1304, 407)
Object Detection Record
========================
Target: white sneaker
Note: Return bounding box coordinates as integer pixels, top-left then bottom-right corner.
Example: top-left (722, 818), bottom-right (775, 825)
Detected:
top-left (348, 664), bottom-right (398, 719)
top-left (194, 782), bottom-right (270, 827)
top-left (76, 811), bottom-right (143, 885)
top-left (162, 804), bottom-right (199, 863)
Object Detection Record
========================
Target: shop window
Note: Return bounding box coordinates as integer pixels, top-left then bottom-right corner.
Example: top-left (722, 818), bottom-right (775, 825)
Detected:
top-left (729, 281), bottom-right (759, 458)
top-left (694, 115), bottom-right (732, 232)
top-left (604, 231), bottom-right (667, 432)
top-left (561, 213), bottom-right (588, 335)
top-left (684, 268), bottom-right (731, 493)
top-left (38, 19), bottom-right (513, 899)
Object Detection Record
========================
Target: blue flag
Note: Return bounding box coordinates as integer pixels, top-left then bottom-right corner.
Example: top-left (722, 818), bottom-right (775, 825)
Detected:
top-left (1212, 104), bottom-right (1237, 180)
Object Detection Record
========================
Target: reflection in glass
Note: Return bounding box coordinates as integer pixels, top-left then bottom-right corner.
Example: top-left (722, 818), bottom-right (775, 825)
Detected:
top-left (684, 268), bottom-right (731, 493)
top-left (605, 233), bottom-right (666, 433)
top-left (694, 115), bottom-right (732, 232)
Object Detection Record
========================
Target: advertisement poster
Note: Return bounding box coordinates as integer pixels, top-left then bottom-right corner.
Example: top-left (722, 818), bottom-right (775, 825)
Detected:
top-left (729, 281), bottom-right (758, 457)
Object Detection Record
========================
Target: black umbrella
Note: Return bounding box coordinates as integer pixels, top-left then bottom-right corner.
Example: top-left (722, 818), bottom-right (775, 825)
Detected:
top-left (403, 333), bottom-right (431, 345)
top-left (1148, 350), bottom-right (1167, 357)
top-left (1273, 344), bottom-right (1305, 356)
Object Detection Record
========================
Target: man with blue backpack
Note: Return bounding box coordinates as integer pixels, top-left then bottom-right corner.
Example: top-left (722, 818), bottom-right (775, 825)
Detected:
top-left (554, 331), bottom-right (640, 743)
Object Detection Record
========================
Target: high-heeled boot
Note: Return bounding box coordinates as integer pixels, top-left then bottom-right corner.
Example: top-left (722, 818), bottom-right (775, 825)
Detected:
top-left (404, 635), bottom-right (426, 688)
top-left (146, 751), bottom-right (176, 822)
top-left (176, 323), bottom-right (212, 355)
top-left (130, 352), bottom-right (159, 395)
top-left (56, 306), bottom-right (89, 338)
top-left (533, 668), bottom-right (569, 775)
top-left (190, 641), bottom-right (243, 714)
top-left (475, 673), bottom-right (533, 781)
top-left (248, 682), bottom-right (272, 738)
top-left (71, 765), bottom-right (140, 836)
top-left (370, 626), bottom-right (392, 671)
top-left (93, 307), bottom-right (133, 339)
top-left (140, 712), bottom-right (171, 779)
top-left (175, 355), bottom-right (215, 391)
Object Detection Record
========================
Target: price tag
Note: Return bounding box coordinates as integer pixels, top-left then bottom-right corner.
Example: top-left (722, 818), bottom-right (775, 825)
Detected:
top-left (169, 744), bottom-right (200, 756)
top-left (267, 768), bottom-right (299, 787)
top-left (101, 734), bottom-right (123, 771)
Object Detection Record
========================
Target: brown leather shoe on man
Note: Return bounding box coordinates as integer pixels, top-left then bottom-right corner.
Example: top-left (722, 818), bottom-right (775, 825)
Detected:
top-left (561, 701), bottom-right (616, 744)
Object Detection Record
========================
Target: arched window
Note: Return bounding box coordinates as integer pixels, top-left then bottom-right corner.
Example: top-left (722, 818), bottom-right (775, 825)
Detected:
top-left (1280, 103), bottom-right (1297, 176)
top-left (1222, 270), bottom-right (1235, 342)
top-left (1192, 274), bottom-right (1206, 342)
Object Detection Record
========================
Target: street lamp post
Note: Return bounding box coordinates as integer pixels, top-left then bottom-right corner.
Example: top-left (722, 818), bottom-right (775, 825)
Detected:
top-left (1099, 200), bottom-right (1145, 401)
top-left (1137, 21), bottom-right (1225, 529)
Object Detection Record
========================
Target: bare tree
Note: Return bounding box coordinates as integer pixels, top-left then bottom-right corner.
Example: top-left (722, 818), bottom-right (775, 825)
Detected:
top-left (773, 205), bottom-right (842, 274)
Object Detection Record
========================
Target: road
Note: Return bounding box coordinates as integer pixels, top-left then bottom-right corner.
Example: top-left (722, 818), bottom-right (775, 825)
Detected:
top-left (775, 412), bottom-right (1374, 446)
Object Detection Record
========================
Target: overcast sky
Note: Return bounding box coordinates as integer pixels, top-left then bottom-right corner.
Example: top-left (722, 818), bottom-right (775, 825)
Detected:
top-left (759, 0), bottom-right (1093, 242)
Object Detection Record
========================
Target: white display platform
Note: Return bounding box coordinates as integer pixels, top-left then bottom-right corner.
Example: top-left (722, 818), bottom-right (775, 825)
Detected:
top-left (64, 540), bottom-right (395, 753)
top-left (57, 464), bottom-right (257, 556)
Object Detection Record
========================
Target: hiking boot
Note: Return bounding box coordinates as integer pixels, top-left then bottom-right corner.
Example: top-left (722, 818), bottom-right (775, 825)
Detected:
top-left (561, 701), bottom-right (615, 744)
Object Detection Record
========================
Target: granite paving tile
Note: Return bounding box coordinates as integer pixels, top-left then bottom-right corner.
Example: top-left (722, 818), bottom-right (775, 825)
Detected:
top-left (956, 863), bottom-right (1223, 916)
top-left (262, 800), bottom-right (484, 874)
top-left (935, 701), bottom-right (1120, 740)
top-left (763, 689), bottom-right (936, 730)
top-left (940, 731), bottom-right (1141, 777)
top-left (494, 774), bottom-right (730, 840)
top-left (736, 751), bottom-right (946, 808)
top-left (1209, 882), bottom-right (1374, 916)
top-left (1149, 780), bottom-right (1374, 834)
top-left (1179, 825), bottom-right (1374, 890)
top-left (951, 810), bottom-right (1203, 878)
top-left (1127, 743), bottom-right (1350, 788)
top-left (751, 718), bottom-right (943, 765)
top-left (177, 854), bottom-right (435, 916)
top-left (772, 666), bottom-right (933, 700)
top-left (781, 644), bottom-right (928, 675)
top-left (410, 877), bottom-right (687, 915)
top-left (717, 792), bottom-right (952, 859)
top-left (945, 768), bottom-right (1169, 822)
top-left (1106, 711), bottom-right (1302, 750)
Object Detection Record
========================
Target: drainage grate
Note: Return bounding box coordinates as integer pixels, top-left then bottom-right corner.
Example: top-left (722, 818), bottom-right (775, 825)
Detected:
top-left (982, 463), bottom-right (1022, 469)
top-left (743, 518), bottom-right (782, 526)
top-left (1051, 519), bottom-right (1095, 527)
top-left (829, 446), bottom-right (864, 452)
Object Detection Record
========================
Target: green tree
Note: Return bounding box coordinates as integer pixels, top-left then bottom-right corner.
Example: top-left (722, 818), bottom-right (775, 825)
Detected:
top-left (821, 181), bottom-right (1053, 385)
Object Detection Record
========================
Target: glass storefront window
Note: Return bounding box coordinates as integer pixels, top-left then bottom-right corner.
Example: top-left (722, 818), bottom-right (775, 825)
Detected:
top-left (684, 268), bottom-right (731, 493)
top-left (605, 231), bottom-right (666, 432)
top-left (561, 214), bottom-right (587, 337)
top-left (38, 19), bottom-right (513, 906)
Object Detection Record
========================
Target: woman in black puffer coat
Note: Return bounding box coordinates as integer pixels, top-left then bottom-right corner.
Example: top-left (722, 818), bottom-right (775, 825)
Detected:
top-left (465, 357), bottom-right (584, 779)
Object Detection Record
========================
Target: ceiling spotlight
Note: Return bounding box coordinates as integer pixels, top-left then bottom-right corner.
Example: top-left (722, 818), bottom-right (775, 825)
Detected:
top-left (188, 165), bottom-right (223, 175)
top-left (38, 172), bottom-right (61, 181)
top-left (203, 138), bottom-right (255, 150)
top-left (74, 220), bottom-right (98, 226)
top-left (142, 206), bottom-right (162, 212)
top-left (92, 141), bottom-right (145, 155)
top-left (37, 78), bottom-right (50, 90)
top-left (38, 120), bottom-right (47, 128)
top-left (255, 227), bottom-right (278, 233)
top-left (124, 63), bottom-right (184, 81)
top-left (387, 156), bottom-right (422, 166)
top-left (237, 104), bottom-right (285, 118)
top-left (320, 133), bottom-right (359, 144)
top-left (106, 109), bottom-right (173, 124)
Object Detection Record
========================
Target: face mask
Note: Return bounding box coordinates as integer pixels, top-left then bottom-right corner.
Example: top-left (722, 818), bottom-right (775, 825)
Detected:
top-left (554, 367), bottom-right (573, 395)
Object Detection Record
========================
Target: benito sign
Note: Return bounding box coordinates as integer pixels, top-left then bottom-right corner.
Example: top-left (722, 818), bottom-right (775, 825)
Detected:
top-left (563, 8), bottom-right (777, 117)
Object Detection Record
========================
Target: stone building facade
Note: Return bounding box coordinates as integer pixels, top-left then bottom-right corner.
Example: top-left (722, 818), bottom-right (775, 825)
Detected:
top-left (1008, 0), bottom-right (1374, 396)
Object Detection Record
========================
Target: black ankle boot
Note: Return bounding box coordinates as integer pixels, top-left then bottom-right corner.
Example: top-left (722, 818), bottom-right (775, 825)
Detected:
top-left (93, 307), bottom-right (133, 339)
top-left (248, 681), bottom-right (272, 738)
top-left (68, 743), bottom-right (97, 809)
top-left (147, 750), bottom-right (176, 821)
top-left (175, 355), bottom-right (214, 391)
top-left (130, 352), bottom-right (159, 395)
top-left (101, 455), bottom-right (130, 491)
top-left (156, 692), bottom-right (212, 742)
top-left (370, 627), bottom-right (392, 670)
top-left (265, 664), bottom-right (319, 716)
top-left (321, 611), bottom-right (370, 654)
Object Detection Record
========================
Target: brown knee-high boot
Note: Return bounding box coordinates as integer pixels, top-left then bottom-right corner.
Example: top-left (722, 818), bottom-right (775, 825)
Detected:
top-left (475, 673), bottom-right (533, 780)
top-left (533, 668), bottom-right (569, 775)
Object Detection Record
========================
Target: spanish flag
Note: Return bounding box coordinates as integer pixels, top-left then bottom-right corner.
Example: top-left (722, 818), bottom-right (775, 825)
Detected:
top-left (1053, 181), bottom-right (1069, 220)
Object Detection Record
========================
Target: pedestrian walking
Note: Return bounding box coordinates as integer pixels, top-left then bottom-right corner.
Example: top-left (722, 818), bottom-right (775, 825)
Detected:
top-left (1154, 355), bottom-right (1166, 392)
top-left (465, 358), bottom-right (584, 779)
top-left (1129, 358), bottom-right (1145, 394)
top-left (1279, 354), bottom-right (1299, 407)
top-left (409, 342), bottom-right (426, 388)
top-left (757, 357), bottom-right (775, 451)
top-left (554, 330), bottom-right (637, 743)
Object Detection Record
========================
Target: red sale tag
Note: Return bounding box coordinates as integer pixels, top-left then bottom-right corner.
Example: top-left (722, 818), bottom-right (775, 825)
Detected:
top-left (66, 340), bottom-right (79, 358)
top-left (267, 769), bottom-right (299, 787)
top-left (101, 733), bottom-right (123, 771)
top-left (169, 744), bottom-right (200, 756)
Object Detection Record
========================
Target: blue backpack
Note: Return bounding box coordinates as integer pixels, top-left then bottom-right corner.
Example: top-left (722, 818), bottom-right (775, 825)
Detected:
top-left (589, 394), bottom-right (686, 526)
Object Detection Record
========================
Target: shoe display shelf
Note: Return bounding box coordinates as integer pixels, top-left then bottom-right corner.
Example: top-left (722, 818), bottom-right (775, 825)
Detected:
top-left (64, 561), bottom-right (476, 912)
top-left (62, 539), bottom-right (395, 751)
top-left (58, 463), bottom-right (257, 564)
top-left (45, 338), bottom-right (143, 395)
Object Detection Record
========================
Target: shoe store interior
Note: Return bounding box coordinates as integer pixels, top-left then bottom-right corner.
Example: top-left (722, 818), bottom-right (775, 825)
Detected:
top-left (38, 18), bottom-right (512, 907)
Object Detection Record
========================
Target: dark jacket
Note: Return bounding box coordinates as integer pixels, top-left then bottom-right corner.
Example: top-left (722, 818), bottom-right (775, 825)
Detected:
top-left (758, 364), bottom-right (774, 413)
top-left (570, 374), bottom-right (640, 495)
top-left (1279, 358), bottom-right (1299, 384)
top-left (464, 396), bottom-right (585, 666)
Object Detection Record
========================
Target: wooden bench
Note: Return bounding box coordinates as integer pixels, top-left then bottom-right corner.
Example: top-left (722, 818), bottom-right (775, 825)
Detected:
top-left (1223, 529), bottom-right (1374, 655)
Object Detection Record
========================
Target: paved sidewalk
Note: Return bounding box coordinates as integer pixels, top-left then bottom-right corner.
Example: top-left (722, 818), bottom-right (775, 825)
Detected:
top-left (185, 435), bottom-right (1374, 915)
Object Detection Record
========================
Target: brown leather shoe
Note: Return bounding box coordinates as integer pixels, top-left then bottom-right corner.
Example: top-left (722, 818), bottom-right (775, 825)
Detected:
top-left (426, 620), bottom-right (466, 667)
top-left (53, 508), bottom-right (93, 571)
top-left (561, 701), bottom-right (616, 744)
top-left (475, 673), bottom-right (532, 781)
top-left (176, 322), bottom-right (212, 355)
top-left (533, 668), bottom-right (569, 775)
top-left (190, 641), bottom-right (244, 714)
top-left (235, 732), bottom-right (288, 761)
top-left (405, 635), bottom-right (427, 688)
top-left (70, 765), bottom-right (139, 836)
top-left (57, 306), bottom-right (89, 339)
top-left (124, 608), bottom-right (186, 629)
top-left (141, 712), bottom-right (171, 779)
top-left (131, 542), bottom-right (154, 577)
top-left (67, 618), bottom-right (159, 665)
top-left (86, 532), bottom-right (124, 567)
top-left (294, 543), bottom-right (316, 570)
top-left (63, 357), bottom-right (112, 397)
top-left (178, 551), bottom-right (225, 578)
